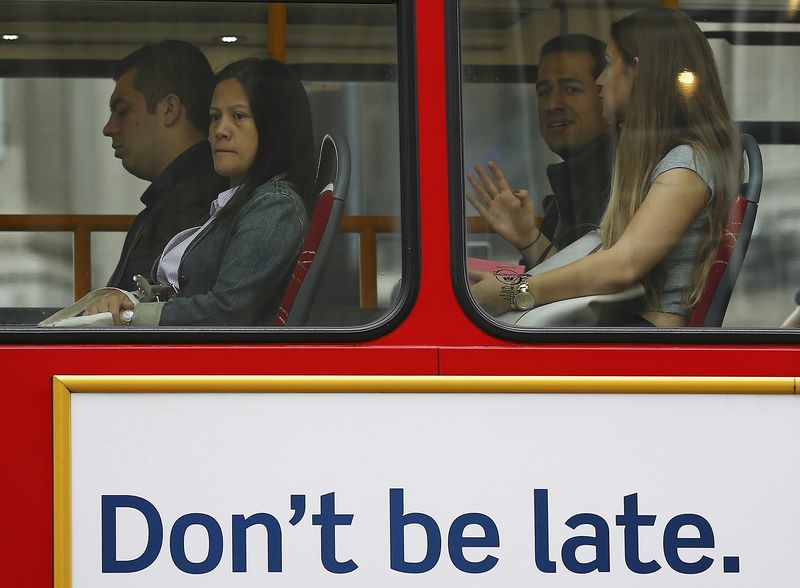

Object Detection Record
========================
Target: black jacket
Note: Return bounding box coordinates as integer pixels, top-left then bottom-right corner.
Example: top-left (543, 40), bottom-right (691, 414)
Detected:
top-left (106, 141), bottom-right (227, 289)
top-left (538, 135), bottom-right (614, 255)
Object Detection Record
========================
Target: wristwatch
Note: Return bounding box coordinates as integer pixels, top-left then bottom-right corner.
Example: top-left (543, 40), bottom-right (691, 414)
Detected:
top-left (511, 276), bottom-right (536, 311)
top-left (120, 309), bottom-right (135, 325)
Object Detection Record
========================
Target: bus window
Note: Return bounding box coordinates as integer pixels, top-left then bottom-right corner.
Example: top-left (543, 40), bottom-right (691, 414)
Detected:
top-left (454, 0), bottom-right (800, 333)
top-left (0, 1), bottom-right (414, 334)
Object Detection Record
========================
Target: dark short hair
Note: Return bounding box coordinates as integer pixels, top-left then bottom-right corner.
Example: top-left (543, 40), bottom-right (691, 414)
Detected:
top-left (539, 34), bottom-right (607, 80)
top-left (114, 40), bottom-right (214, 135)
top-left (214, 58), bottom-right (315, 215)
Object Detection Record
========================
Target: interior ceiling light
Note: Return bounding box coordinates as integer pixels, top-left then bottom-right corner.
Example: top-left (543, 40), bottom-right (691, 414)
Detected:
top-left (219, 36), bottom-right (240, 43)
top-left (676, 69), bottom-right (698, 100)
top-left (788, 0), bottom-right (799, 21)
top-left (2, 34), bottom-right (22, 41)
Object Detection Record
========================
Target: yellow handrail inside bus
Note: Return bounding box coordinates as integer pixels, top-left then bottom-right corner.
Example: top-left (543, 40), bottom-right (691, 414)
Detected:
top-left (268, 3), bottom-right (287, 62)
top-left (0, 214), bottom-right (404, 307)
top-left (0, 215), bottom-right (502, 307)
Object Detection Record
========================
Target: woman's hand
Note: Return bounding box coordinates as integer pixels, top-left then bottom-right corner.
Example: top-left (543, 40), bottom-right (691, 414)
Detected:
top-left (466, 161), bottom-right (539, 250)
top-left (468, 269), bottom-right (514, 316)
top-left (84, 291), bottom-right (135, 325)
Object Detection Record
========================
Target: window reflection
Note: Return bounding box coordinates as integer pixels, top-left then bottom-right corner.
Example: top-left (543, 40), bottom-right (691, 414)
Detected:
top-left (461, 0), bottom-right (800, 328)
top-left (0, 2), bottom-right (403, 328)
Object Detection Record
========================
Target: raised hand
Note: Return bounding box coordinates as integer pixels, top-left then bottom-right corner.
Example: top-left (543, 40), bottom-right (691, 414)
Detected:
top-left (466, 161), bottom-right (539, 250)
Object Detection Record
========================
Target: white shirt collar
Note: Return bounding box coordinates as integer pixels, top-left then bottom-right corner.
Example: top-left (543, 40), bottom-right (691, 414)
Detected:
top-left (209, 185), bottom-right (239, 216)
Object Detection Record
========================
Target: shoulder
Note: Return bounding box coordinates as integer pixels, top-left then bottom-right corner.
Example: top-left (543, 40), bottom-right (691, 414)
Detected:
top-left (651, 145), bottom-right (714, 191)
top-left (247, 177), bottom-right (305, 210)
top-left (167, 152), bottom-right (224, 206)
top-left (654, 145), bottom-right (701, 174)
top-left (178, 142), bottom-right (222, 186)
top-left (236, 177), bottom-right (309, 227)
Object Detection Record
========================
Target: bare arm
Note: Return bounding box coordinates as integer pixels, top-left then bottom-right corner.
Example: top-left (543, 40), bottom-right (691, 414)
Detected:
top-left (470, 168), bottom-right (709, 314)
top-left (530, 168), bottom-right (708, 304)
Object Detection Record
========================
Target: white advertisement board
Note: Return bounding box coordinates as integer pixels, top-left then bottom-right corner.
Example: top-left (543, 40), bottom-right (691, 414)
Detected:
top-left (57, 377), bottom-right (800, 586)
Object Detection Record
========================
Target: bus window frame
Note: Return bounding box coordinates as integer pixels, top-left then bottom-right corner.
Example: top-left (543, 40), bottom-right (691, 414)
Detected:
top-left (446, 0), bottom-right (800, 344)
top-left (0, 0), bottom-right (420, 343)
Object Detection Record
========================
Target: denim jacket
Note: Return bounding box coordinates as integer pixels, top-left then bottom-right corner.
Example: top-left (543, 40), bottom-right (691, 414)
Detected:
top-left (131, 177), bottom-right (308, 325)
top-left (106, 141), bottom-right (226, 289)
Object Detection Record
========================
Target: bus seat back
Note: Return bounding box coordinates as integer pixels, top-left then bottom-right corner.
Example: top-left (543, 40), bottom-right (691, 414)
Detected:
top-left (689, 134), bottom-right (762, 327)
top-left (273, 133), bottom-right (351, 326)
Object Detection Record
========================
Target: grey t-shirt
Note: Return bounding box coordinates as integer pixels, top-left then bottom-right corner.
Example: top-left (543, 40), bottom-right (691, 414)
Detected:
top-left (647, 145), bottom-right (714, 317)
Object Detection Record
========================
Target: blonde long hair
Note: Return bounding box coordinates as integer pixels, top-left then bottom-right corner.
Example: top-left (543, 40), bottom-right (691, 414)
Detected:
top-left (600, 8), bottom-right (740, 308)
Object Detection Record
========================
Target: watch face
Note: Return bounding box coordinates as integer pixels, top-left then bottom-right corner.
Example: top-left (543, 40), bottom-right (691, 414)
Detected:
top-left (514, 291), bottom-right (535, 311)
top-left (121, 309), bottom-right (135, 324)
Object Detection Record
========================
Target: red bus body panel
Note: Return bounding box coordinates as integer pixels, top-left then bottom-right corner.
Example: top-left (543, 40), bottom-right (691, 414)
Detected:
top-left (0, 2), bottom-right (797, 584)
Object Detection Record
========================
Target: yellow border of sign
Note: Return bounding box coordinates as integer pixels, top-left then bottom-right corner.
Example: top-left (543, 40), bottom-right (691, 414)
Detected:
top-left (52, 374), bottom-right (798, 587)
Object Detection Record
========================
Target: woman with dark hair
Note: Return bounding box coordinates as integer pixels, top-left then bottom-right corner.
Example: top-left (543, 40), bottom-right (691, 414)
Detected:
top-left (470, 8), bottom-right (740, 327)
top-left (85, 58), bottom-right (314, 325)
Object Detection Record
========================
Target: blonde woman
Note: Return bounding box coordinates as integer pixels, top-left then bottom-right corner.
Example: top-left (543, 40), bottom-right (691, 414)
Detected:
top-left (470, 8), bottom-right (740, 327)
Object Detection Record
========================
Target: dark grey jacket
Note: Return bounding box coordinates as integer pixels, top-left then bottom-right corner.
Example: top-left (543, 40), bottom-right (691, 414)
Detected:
top-left (536, 135), bottom-right (614, 261)
top-left (107, 141), bottom-right (227, 290)
top-left (132, 177), bottom-right (308, 326)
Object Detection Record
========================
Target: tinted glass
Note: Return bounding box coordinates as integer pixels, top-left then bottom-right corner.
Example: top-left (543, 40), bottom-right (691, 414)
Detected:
top-left (458, 0), bottom-right (800, 330)
top-left (0, 1), bottom-right (406, 330)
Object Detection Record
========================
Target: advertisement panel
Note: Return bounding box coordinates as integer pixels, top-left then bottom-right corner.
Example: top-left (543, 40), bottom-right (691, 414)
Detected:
top-left (54, 376), bottom-right (800, 586)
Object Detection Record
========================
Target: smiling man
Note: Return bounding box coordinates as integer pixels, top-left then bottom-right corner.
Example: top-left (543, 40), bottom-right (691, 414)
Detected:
top-left (468, 34), bottom-right (613, 275)
top-left (534, 34), bottom-right (612, 254)
top-left (103, 41), bottom-right (226, 290)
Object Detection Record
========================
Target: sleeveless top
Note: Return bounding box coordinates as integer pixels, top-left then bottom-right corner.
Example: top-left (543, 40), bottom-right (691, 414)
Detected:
top-left (646, 145), bottom-right (714, 317)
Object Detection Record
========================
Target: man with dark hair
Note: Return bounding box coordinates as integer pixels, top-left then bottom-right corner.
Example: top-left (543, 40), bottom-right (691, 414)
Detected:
top-left (103, 40), bottom-right (226, 289)
top-left (469, 33), bottom-right (613, 269)
top-left (535, 33), bottom-right (612, 254)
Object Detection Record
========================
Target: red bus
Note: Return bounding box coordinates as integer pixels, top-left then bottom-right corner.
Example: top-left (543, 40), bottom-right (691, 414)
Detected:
top-left (1, 0), bottom-right (798, 585)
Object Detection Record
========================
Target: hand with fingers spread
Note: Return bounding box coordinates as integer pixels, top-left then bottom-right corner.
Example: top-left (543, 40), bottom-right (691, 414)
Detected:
top-left (84, 291), bottom-right (135, 325)
top-left (466, 161), bottom-right (540, 251)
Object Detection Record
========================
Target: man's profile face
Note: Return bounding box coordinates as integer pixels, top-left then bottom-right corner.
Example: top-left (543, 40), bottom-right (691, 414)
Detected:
top-left (102, 68), bottom-right (162, 182)
top-left (536, 51), bottom-right (607, 159)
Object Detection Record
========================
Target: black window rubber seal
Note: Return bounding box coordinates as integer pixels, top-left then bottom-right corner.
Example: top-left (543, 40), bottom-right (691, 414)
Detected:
top-left (445, 0), bottom-right (800, 345)
top-left (0, 0), bottom-right (420, 344)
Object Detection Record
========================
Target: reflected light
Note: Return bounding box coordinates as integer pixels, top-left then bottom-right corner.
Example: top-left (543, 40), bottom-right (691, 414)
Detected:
top-left (219, 36), bottom-right (239, 43)
top-left (788, 0), bottom-right (799, 21)
top-left (677, 69), bottom-right (697, 100)
top-left (2, 34), bottom-right (21, 41)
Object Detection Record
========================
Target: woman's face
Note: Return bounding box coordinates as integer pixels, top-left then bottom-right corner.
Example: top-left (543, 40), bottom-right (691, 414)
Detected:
top-left (209, 78), bottom-right (258, 186)
top-left (596, 39), bottom-right (636, 125)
